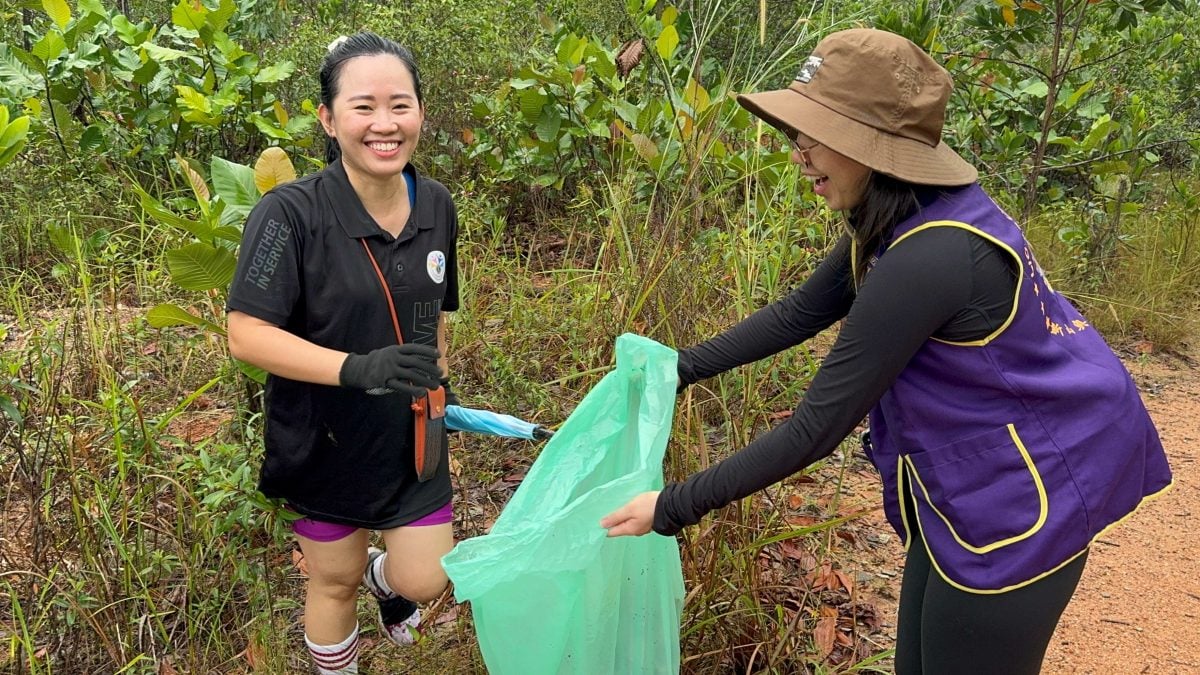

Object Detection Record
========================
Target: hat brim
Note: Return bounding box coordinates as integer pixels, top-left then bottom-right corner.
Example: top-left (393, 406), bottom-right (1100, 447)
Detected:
top-left (737, 88), bottom-right (978, 187)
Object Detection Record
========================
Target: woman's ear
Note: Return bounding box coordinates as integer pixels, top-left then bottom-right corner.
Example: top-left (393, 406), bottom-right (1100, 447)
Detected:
top-left (317, 103), bottom-right (335, 137)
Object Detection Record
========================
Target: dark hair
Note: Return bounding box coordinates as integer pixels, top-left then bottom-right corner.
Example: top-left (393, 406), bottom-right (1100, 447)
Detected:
top-left (319, 32), bottom-right (423, 164)
top-left (847, 173), bottom-right (930, 285)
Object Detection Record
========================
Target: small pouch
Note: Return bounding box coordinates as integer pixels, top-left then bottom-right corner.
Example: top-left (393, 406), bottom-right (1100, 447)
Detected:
top-left (412, 386), bottom-right (448, 482)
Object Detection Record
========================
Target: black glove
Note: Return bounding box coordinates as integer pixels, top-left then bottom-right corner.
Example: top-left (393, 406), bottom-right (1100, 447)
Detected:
top-left (675, 348), bottom-right (695, 394)
top-left (441, 376), bottom-right (460, 407)
top-left (339, 344), bottom-right (442, 397)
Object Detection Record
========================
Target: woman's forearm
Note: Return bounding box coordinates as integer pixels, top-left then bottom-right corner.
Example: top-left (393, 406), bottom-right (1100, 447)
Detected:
top-left (227, 311), bottom-right (347, 386)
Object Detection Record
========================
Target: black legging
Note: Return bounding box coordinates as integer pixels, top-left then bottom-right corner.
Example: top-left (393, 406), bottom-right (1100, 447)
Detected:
top-left (894, 495), bottom-right (1088, 674)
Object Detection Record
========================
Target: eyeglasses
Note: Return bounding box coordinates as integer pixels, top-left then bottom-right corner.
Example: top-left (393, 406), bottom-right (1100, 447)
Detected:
top-left (791, 132), bottom-right (820, 168)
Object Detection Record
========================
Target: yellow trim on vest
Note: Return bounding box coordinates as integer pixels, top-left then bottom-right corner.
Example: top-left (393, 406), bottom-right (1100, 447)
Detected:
top-left (888, 220), bottom-right (1024, 347)
top-left (850, 238), bottom-right (860, 293)
top-left (917, 478), bottom-right (1174, 594)
top-left (897, 454), bottom-right (912, 552)
top-left (904, 424), bottom-right (1048, 554)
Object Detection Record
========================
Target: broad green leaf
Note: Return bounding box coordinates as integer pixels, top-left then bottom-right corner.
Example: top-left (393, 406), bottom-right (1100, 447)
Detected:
top-left (32, 31), bottom-right (67, 63)
top-left (238, 360), bottom-right (266, 383)
top-left (518, 89), bottom-right (548, 122)
top-left (251, 114), bottom-right (291, 140)
top-left (78, 124), bottom-right (104, 153)
top-left (0, 114), bottom-right (31, 164)
top-left (535, 108), bottom-right (562, 142)
top-left (587, 44), bottom-right (617, 81)
top-left (211, 156), bottom-right (260, 224)
top-left (661, 6), bottom-right (678, 25)
top-left (656, 25), bottom-right (679, 60)
top-left (43, 0), bottom-right (71, 30)
top-left (147, 303), bottom-right (226, 334)
top-left (209, 0), bottom-right (237, 32)
top-left (78, 0), bottom-right (107, 17)
top-left (283, 114), bottom-right (316, 137)
top-left (0, 106), bottom-right (6, 128)
top-left (0, 113), bottom-right (29, 146)
top-left (1081, 114), bottom-right (1116, 149)
top-left (0, 46), bottom-right (41, 93)
top-left (0, 395), bottom-right (21, 425)
top-left (166, 242), bottom-right (237, 291)
top-left (1020, 80), bottom-right (1048, 97)
top-left (1062, 80), bottom-right (1095, 110)
top-left (213, 226), bottom-right (242, 244)
top-left (7, 45), bottom-right (47, 77)
top-left (254, 146), bottom-right (297, 194)
top-left (0, 136), bottom-right (28, 167)
top-left (613, 100), bottom-right (640, 127)
top-left (175, 84), bottom-right (211, 113)
top-left (531, 174), bottom-right (558, 187)
top-left (254, 61), bottom-right (295, 84)
top-left (172, 0), bottom-right (208, 32)
top-left (136, 187), bottom-right (213, 239)
top-left (587, 119), bottom-right (611, 138)
top-left (556, 33), bottom-right (585, 66)
top-left (142, 42), bottom-right (190, 62)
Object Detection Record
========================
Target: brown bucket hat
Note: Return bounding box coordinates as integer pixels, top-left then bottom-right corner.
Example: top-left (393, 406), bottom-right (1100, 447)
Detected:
top-left (737, 28), bottom-right (977, 186)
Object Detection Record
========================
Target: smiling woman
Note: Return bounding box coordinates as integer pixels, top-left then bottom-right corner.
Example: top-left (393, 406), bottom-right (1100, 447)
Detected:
top-left (225, 32), bottom-right (464, 675)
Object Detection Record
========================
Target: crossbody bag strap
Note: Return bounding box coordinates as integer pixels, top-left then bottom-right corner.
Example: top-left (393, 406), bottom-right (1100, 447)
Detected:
top-left (359, 238), bottom-right (405, 345)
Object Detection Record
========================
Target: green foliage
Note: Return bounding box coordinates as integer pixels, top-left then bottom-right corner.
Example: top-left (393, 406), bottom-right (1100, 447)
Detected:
top-left (137, 146), bottom-right (296, 382)
top-left (875, 0), bottom-right (1198, 277)
top-left (0, 103), bottom-right (30, 166)
top-left (462, 1), bottom-right (824, 232)
top-left (1, 0), bottom-right (316, 171)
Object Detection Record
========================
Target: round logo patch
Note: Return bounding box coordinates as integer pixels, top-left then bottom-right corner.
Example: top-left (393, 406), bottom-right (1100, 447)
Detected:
top-left (426, 250), bottom-right (446, 284)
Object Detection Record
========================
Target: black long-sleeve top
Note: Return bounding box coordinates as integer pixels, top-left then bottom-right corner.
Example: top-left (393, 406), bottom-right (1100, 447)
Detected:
top-left (654, 225), bottom-right (1019, 535)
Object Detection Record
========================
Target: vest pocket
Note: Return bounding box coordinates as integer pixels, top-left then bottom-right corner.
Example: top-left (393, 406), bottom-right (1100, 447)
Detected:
top-left (904, 423), bottom-right (1049, 553)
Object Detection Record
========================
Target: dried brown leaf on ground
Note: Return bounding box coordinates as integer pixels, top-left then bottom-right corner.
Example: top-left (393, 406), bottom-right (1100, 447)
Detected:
top-left (814, 604), bottom-right (840, 658)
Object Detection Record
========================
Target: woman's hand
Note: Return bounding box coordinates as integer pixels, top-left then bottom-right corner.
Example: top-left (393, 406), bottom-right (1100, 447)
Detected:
top-left (600, 491), bottom-right (661, 537)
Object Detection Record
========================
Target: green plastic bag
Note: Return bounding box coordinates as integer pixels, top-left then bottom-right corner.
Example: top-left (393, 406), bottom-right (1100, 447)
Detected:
top-left (442, 334), bottom-right (685, 674)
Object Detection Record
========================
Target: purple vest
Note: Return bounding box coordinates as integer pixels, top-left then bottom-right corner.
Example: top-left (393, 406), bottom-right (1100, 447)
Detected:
top-left (858, 184), bottom-right (1172, 592)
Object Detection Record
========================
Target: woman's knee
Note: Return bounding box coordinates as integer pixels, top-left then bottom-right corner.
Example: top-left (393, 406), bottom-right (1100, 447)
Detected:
top-left (386, 560), bottom-right (448, 602)
top-left (380, 522), bottom-right (453, 601)
top-left (297, 534), bottom-right (368, 600)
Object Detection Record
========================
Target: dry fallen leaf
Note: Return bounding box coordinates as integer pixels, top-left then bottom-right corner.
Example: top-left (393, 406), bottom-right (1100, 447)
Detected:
top-left (813, 606), bottom-right (838, 659)
top-left (833, 569), bottom-right (854, 593)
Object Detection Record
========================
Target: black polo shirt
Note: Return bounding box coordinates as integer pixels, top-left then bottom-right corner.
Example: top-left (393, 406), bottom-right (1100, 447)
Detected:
top-left (228, 159), bottom-right (458, 528)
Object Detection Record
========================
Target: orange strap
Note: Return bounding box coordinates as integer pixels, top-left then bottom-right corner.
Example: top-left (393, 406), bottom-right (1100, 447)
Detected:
top-left (359, 239), bottom-right (405, 345)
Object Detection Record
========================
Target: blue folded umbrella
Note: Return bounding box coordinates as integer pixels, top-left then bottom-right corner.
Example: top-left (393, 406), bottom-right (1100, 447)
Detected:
top-left (446, 405), bottom-right (554, 440)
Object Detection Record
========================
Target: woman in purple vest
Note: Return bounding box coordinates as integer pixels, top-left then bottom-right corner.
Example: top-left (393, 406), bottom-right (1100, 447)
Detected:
top-left (602, 28), bottom-right (1172, 674)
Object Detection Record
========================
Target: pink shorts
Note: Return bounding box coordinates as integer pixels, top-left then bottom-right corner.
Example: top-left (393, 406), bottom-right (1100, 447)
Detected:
top-left (292, 502), bottom-right (453, 542)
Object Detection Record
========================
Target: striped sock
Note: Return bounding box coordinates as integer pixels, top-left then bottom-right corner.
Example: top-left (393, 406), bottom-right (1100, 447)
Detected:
top-left (363, 547), bottom-right (396, 599)
top-left (305, 625), bottom-right (359, 675)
